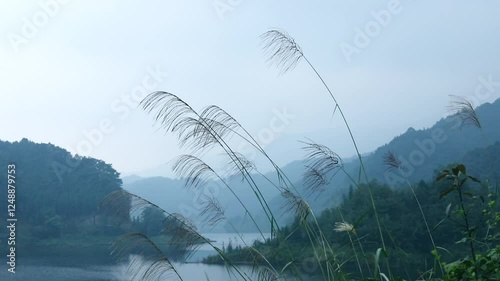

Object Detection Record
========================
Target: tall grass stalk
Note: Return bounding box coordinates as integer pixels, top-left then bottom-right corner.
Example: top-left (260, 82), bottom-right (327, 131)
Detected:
top-left (261, 29), bottom-right (391, 278)
top-left (102, 190), bottom-right (255, 281)
top-left (337, 209), bottom-right (366, 279)
top-left (383, 151), bottom-right (445, 276)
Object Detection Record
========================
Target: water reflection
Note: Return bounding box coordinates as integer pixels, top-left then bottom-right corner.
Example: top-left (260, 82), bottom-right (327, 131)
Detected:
top-left (0, 233), bottom-right (269, 281)
top-left (114, 254), bottom-right (257, 281)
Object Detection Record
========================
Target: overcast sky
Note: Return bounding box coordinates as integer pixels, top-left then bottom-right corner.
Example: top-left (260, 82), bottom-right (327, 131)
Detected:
top-left (1, 1), bottom-right (499, 177)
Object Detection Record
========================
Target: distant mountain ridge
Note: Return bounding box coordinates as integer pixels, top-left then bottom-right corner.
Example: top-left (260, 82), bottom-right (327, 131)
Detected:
top-left (123, 98), bottom-right (500, 231)
top-left (364, 98), bottom-right (500, 184)
top-left (290, 98), bottom-right (500, 211)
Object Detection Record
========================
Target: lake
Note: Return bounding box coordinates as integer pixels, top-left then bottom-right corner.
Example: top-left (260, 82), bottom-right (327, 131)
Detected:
top-left (0, 233), bottom-right (269, 281)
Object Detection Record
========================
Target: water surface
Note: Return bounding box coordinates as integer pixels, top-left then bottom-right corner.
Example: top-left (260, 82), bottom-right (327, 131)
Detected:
top-left (0, 233), bottom-right (268, 281)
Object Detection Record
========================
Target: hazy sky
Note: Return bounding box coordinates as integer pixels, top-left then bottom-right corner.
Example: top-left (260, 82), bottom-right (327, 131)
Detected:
top-left (1, 1), bottom-right (499, 176)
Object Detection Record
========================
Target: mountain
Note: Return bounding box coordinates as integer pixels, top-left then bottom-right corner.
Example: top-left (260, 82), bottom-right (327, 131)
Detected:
top-left (462, 141), bottom-right (500, 183)
top-left (121, 174), bottom-right (144, 185)
top-left (363, 99), bottom-right (500, 184)
top-left (0, 138), bottom-right (129, 242)
top-left (122, 165), bottom-right (305, 232)
top-left (126, 99), bottom-right (500, 232)
top-left (285, 98), bottom-right (500, 211)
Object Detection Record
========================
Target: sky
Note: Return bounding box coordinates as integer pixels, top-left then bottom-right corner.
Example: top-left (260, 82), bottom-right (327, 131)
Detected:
top-left (1, 1), bottom-right (499, 177)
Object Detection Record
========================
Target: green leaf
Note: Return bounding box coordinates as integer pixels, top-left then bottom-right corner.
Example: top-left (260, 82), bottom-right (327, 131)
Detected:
top-left (281, 261), bottom-right (294, 274)
top-left (436, 173), bottom-right (448, 182)
top-left (436, 246), bottom-right (452, 256)
top-left (353, 210), bottom-right (370, 229)
top-left (374, 248), bottom-right (382, 277)
top-left (463, 192), bottom-right (474, 198)
top-left (468, 176), bottom-right (481, 183)
top-left (440, 187), bottom-right (455, 198)
top-left (445, 203), bottom-right (452, 216)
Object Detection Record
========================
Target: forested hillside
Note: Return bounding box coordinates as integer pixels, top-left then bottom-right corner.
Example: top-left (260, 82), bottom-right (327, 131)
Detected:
top-left (0, 138), bottom-right (129, 242)
top-left (205, 141), bottom-right (500, 279)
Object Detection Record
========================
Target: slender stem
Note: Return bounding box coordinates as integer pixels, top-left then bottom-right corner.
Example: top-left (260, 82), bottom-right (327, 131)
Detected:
top-left (402, 178), bottom-right (444, 275)
top-left (213, 114), bottom-right (348, 278)
top-left (193, 110), bottom-right (281, 235)
top-left (339, 209), bottom-right (364, 278)
top-left (354, 233), bottom-right (372, 276)
top-left (118, 191), bottom-right (254, 281)
top-left (303, 56), bottom-right (391, 277)
top-left (458, 187), bottom-right (478, 268)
